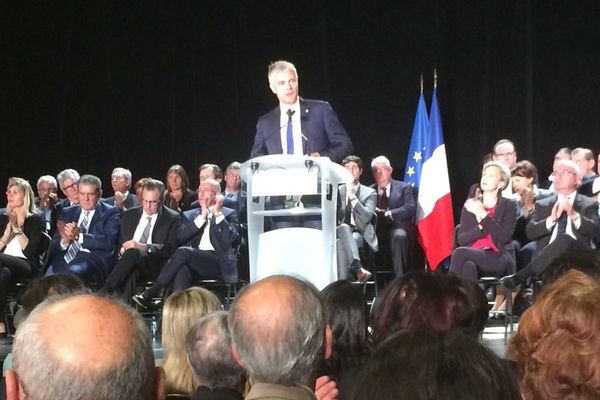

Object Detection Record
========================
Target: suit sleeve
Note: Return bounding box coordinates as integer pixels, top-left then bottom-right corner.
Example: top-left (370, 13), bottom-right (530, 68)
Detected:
top-left (526, 199), bottom-right (554, 241)
top-left (482, 199), bottom-right (517, 247)
top-left (575, 198), bottom-right (599, 241)
top-left (22, 214), bottom-right (44, 264)
top-left (148, 212), bottom-right (182, 259)
top-left (250, 118), bottom-right (268, 159)
top-left (82, 207), bottom-right (120, 252)
top-left (353, 190), bottom-right (377, 229)
top-left (390, 184), bottom-right (416, 224)
top-left (317, 103), bottom-right (353, 163)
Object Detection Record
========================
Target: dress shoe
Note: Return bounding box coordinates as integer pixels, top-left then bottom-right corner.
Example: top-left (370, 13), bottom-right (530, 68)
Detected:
top-left (500, 274), bottom-right (519, 289)
top-left (132, 291), bottom-right (151, 309)
top-left (356, 268), bottom-right (373, 284)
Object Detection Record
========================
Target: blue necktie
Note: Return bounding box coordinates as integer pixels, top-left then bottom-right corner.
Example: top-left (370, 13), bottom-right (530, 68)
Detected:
top-left (286, 109), bottom-right (295, 154)
top-left (64, 211), bottom-right (90, 263)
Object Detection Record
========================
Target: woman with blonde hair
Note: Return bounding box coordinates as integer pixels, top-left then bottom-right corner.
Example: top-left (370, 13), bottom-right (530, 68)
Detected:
top-left (0, 178), bottom-right (44, 335)
top-left (161, 287), bottom-right (222, 396)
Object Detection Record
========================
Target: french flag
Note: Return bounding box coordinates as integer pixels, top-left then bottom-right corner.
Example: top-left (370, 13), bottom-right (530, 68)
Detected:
top-left (404, 87), bottom-right (454, 270)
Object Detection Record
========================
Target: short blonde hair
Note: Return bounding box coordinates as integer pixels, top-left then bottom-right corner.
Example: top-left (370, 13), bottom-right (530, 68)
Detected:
top-left (482, 161), bottom-right (510, 191)
top-left (161, 287), bottom-right (222, 395)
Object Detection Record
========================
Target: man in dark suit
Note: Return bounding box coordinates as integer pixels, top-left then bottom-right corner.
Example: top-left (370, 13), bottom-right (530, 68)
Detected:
top-left (103, 167), bottom-right (140, 212)
top-left (371, 156), bottom-right (417, 277)
top-left (133, 179), bottom-right (239, 307)
top-left (46, 175), bottom-right (120, 286)
top-left (337, 155), bottom-right (378, 282)
top-left (502, 159), bottom-right (599, 288)
top-left (250, 60), bottom-right (353, 163)
top-left (102, 179), bottom-right (181, 300)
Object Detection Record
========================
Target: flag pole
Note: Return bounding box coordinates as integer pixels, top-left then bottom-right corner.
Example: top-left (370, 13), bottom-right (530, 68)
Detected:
top-left (433, 68), bottom-right (437, 89)
top-left (420, 73), bottom-right (423, 93)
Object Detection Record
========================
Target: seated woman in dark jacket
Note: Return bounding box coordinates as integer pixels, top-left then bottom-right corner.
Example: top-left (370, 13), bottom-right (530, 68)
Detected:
top-left (450, 161), bottom-right (517, 285)
top-left (0, 177), bottom-right (44, 334)
top-left (165, 165), bottom-right (196, 213)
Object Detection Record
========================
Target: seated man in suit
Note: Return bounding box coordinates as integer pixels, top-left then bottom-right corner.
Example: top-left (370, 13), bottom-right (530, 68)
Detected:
top-left (102, 179), bottom-right (181, 300)
top-left (502, 159), bottom-right (599, 288)
top-left (46, 175), bottom-right (120, 286)
top-left (371, 156), bottom-right (416, 277)
top-left (104, 167), bottom-right (140, 212)
top-left (133, 178), bottom-right (239, 307)
top-left (56, 168), bottom-right (80, 210)
top-left (223, 161), bottom-right (241, 202)
top-left (571, 147), bottom-right (598, 197)
top-left (35, 175), bottom-right (59, 237)
top-left (337, 155), bottom-right (378, 282)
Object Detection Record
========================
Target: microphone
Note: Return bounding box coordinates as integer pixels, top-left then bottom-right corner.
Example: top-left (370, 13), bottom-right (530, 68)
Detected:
top-left (301, 132), bottom-right (311, 156)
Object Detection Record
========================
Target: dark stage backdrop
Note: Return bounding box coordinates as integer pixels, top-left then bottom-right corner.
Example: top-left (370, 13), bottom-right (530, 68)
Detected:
top-left (2, 1), bottom-right (600, 216)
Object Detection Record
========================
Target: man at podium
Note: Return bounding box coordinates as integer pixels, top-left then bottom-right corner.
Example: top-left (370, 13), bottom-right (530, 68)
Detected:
top-left (250, 60), bottom-right (353, 164)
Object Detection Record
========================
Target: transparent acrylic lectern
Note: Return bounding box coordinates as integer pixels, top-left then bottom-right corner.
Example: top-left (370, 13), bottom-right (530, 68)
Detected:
top-left (240, 155), bottom-right (352, 289)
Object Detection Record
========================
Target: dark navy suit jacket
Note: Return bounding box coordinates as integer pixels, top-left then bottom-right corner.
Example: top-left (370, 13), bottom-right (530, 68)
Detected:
top-left (178, 207), bottom-right (239, 283)
top-left (250, 98), bottom-right (353, 163)
top-left (49, 201), bottom-right (120, 281)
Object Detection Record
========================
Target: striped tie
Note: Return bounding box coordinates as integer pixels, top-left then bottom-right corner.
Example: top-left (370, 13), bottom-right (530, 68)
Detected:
top-left (138, 216), bottom-right (152, 244)
top-left (64, 211), bottom-right (90, 263)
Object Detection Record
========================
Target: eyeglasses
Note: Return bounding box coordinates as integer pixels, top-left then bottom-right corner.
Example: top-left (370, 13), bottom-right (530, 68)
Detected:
top-left (551, 170), bottom-right (576, 177)
top-left (60, 182), bottom-right (77, 192)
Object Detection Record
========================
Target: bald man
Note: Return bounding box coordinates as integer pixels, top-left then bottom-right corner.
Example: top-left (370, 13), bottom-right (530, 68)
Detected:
top-left (229, 275), bottom-right (332, 400)
top-left (6, 294), bottom-right (165, 400)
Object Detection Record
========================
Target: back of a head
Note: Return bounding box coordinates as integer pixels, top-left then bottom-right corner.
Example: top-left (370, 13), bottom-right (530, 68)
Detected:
top-left (351, 329), bottom-right (520, 400)
top-left (185, 311), bottom-right (245, 392)
top-left (542, 249), bottom-right (600, 287)
top-left (229, 275), bottom-right (324, 386)
top-left (162, 287), bottom-right (222, 395)
top-left (371, 272), bottom-right (478, 345)
top-left (21, 274), bottom-right (88, 316)
top-left (508, 270), bottom-right (600, 400)
top-left (12, 294), bottom-right (156, 400)
top-left (320, 280), bottom-right (370, 376)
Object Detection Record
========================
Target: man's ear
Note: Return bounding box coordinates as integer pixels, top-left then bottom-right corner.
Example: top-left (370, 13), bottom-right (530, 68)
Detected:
top-left (231, 344), bottom-right (244, 367)
top-left (5, 369), bottom-right (22, 400)
top-left (323, 324), bottom-right (333, 360)
top-left (154, 366), bottom-right (166, 400)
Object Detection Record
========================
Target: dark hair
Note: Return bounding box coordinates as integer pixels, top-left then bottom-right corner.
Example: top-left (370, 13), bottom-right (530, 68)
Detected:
top-left (542, 249), bottom-right (600, 288)
top-left (350, 329), bottom-right (521, 400)
top-left (166, 164), bottom-right (190, 192)
top-left (199, 163), bottom-right (223, 180)
top-left (511, 160), bottom-right (538, 185)
top-left (142, 178), bottom-right (166, 201)
top-left (341, 155), bottom-right (364, 170)
top-left (371, 272), bottom-right (482, 345)
top-left (319, 280), bottom-right (371, 378)
top-left (21, 274), bottom-right (88, 315)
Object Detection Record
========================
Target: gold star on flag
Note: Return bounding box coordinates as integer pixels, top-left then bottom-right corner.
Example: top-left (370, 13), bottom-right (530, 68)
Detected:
top-left (407, 166), bottom-right (415, 177)
top-left (413, 151), bottom-right (422, 162)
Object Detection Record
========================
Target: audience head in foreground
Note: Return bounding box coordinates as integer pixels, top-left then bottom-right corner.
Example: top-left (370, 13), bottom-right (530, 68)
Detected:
top-left (371, 272), bottom-right (487, 345)
top-left (7, 294), bottom-right (165, 400)
top-left (229, 275), bottom-right (331, 392)
top-left (186, 311), bottom-right (246, 400)
top-left (508, 270), bottom-right (600, 400)
top-left (351, 329), bottom-right (520, 400)
top-left (162, 287), bottom-right (222, 396)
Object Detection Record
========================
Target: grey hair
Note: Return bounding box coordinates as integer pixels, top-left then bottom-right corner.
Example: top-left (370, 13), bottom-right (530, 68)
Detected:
top-left (185, 311), bottom-right (245, 390)
top-left (78, 174), bottom-right (102, 192)
top-left (226, 161), bottom-right (242, 173)
top-left (111, 167), bottom-right (133, 188)
top-left (12, 293), bottom-right (156, 400)
top-left (56, 169), bottom-right (80, 185)
top-left (36, 175), bottom-right (57, 189)
top-left (267, 60), bottom-right (298, 85)
top-left (371, 155), bottom-right (392, 168)
top-left (228, 276), bottom-right (325, 386)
